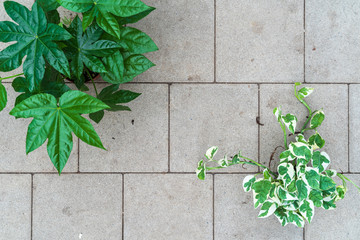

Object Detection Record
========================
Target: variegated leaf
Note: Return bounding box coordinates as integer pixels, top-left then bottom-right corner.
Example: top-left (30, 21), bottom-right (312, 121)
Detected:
top-left (258, 200), bottom-right (278, 218)
top-left (252, 179), bottom-right (272, 209)
top-left (308, 132), bottom-right (325, 150)
top-left (279, 149), bottom-right (296, 162)
top-left (312, 151), bottom-right (330, 172)
top-left (289, 142), bottom-right (313, 161)
top-left (310, 110), bottom-right (325, 129)
top-left (205, 146), bottom-right (218, 160)
top-left (299, 200), bottom-right (315, 223)
top-left (298, 87), bottom-right (314, 99)
top-left (281, 113), bottom-right (297, 134)
top-left (242, 175), bottom-right (256, 192)
top-left (277, 162), bottom-right (295, 187)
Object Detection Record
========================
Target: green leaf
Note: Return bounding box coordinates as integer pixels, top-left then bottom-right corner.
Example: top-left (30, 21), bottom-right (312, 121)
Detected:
top-left (36, 0), bottom-right (59, 12)
top-left (242, 175), bottom-right (256, 192)
top-left (308, 132), bottom-right (325, 150)
top-left (335, 186), bottom-right (346, 200)
top-left (304, 167), bottom-right (320, 189)
top-left (309, 189), bottom-right (323, 207)
top-left (322, 199), bottom-right (336, 210)
top-left (289, 142), bottom-right (313, 161)
top-left (205, 146), bottom-right (218, 160)
top-left (278, 186), bottom-right (297, 201)
top-left (281, 113), bottom-right (297, 134)
top-left (299, 200), bottom-right (314, 223)
top-left (324, 169), bottom-right (337, 178)
top-left (277, 162), bottom-right (295, 188)
top-left (117, 7), bottom-right (155, 25)
top-left (12, 66), bottom-right (70, 105)
top-left (274, 207), bottom-right (290, 226)
top-left (196, 160), bottom-right (206, 180)
top-left (63, 17), bottom-right (119, 81)
top-left (58, 0), bottom-right (152, 38)
top-left (297, 87), bottom-right (314, 99)
top-left (296, 179), bottom-right (309, 201)
top-left (0, 82), bottom-right (7, 111)
top-left (0, 1), bottom-right (72, 92)
top-left (101, 51), bottom-right (125, 84)
top-left (310, 110), bottom-right (325, 129)
top-left (89, 110), bottom-right (105, 124)
top-left (320, 175), bottom-right (336, 191)
top-left (96, 84), bottom-right (141, 114)
top-left (279, 150), bottom-right (296, 162)
top-left (10, 91), bottom-right (109, 174)
top-left (258, 200), bottom-right (277, 218)
top-left (123, 54), bottom-right (155, 82)
top-left (312, 151), bottom-right (330, 172)
top-left (288, 211), bottom-right (305, 227)
top-left (296, 134), bottom-right (307, 144)
top-left (252, 179), bottom-right (272, 208)
top-left (118, 27), bottom-right (158, 54)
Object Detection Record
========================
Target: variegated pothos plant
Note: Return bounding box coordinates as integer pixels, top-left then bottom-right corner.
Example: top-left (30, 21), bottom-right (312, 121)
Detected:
top-left (196, 83), bottom-right (360, 227)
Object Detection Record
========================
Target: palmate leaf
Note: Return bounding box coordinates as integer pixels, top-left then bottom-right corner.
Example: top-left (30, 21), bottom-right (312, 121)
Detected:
top-left (58, 0), bottom-right (152, 38)
top-left (63, 16), bottom-right (119, 85)
top-left (13, 65), bottom-right (71, 105)
top-left (0, 1), bottom-right (72, 92)
top-left (89, 84), bottom-right (141, 123)
top-left (10, 91), bottom-right (109, 174)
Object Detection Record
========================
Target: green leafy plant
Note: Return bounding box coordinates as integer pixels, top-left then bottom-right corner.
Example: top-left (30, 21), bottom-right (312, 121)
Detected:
top-left (196, 83), bottom-right (360, 227)
top-left (0, 0), bottom-right (158, 173)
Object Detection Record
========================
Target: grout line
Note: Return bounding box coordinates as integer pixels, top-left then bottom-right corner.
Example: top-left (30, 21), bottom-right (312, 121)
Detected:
top-left (303, 0), bottom-right (306, 83)
top-left (348, 84), bottom-right (350, 172)
top-left (1, 171), bottom-right (360, 175)
top-left (4, 81), bottom-right (360, 85)
top-left (214, 0), bottom-right (217, 83)
top-left (212, 174), bottom-right (215, 240)
top-left (168, 84), bottom-right (171, 172)
top-left (30, 174), bottom-right (34, 240)
top-left (303, 224), bottom-right (306, 240)
top-left (122, 174), bottom-right (125, 240)
top-left (257, 84), bottom-right (261, 172)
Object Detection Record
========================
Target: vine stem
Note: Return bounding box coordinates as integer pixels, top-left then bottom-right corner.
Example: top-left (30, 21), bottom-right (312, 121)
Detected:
top-left (206, 155), bottom-right (277, 178)
top-left (0, 73), bottom-right (24, 81)
top-left (294, 84), bottom-right (313, 133)
top-left (85, 68), bottom-right (98, 97)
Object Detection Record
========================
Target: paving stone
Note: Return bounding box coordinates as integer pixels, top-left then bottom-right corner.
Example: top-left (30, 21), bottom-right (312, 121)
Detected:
top-left (305, 174), bottom-right (360, 239)
top-left (306, 0), bottom-right (360, 83)
top-left (216, 0), bottom-right (303, 83)
top-left (124, 174), bottom-right (213, 239)
top-left (131, 0), bottom-right (214, 82)
top-left (170, 84), bottom-right (258, 172)
top-left (350, 85), bottom-right (360, 172)
top-left (215, 174), bottom-right (303, 239)
top-left (33, 174), bottom-right (122, 239)
top-left (80, 84), bottom-right (168, 172)
top-left (260, 84), bottom-right (348, 172)
top-left (0, 84), bottom-right (78, 172)
top-left (0, 174), bottom-right (31, 239)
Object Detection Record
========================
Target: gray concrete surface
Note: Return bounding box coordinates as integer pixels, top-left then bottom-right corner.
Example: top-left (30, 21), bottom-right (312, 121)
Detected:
top-left (0, 0), bottom-right (359, 239)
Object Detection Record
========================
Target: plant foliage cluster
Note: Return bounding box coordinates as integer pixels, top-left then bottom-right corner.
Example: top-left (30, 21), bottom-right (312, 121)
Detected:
top-left (196, 83), bottom-right (360, 227)
top-left (0, 0), bottom-right (158, 173)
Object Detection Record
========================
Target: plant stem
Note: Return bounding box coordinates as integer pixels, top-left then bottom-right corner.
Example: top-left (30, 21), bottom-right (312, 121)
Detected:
top-left (85, 68), bottom-right (98, 97)
top-left (0, 73), bottom-right (24, 81)
top-left (207, 156), bottom-right (277, 178)
top-left (294, 84), bottom-right (313, 133)
top-left (280, 121), bottom-right (288, 149)
top-left (337, 173), bottom-right (360, 193)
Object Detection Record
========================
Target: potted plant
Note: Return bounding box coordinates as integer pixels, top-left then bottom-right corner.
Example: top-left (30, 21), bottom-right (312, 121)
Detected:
top-left (196, 83), bottom-right (360, 227)
top-left (0, 0), bottom-right (158, 174)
